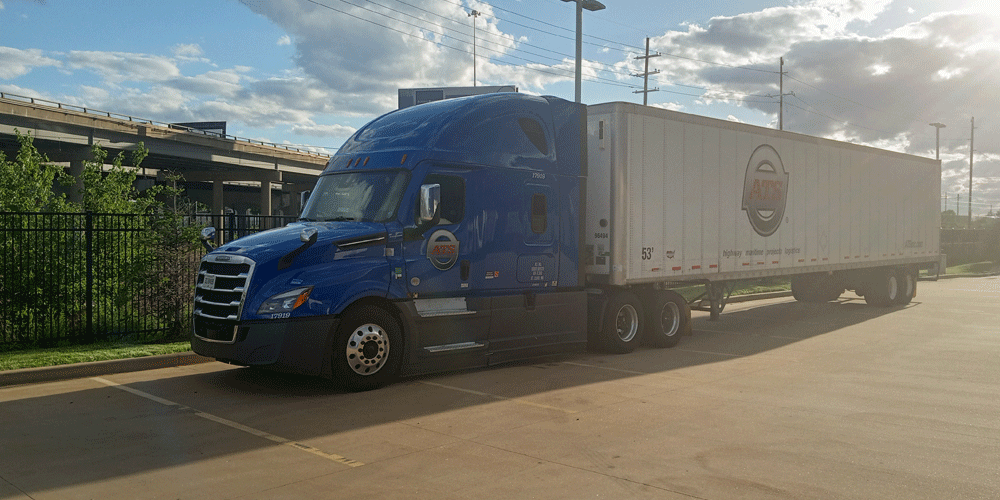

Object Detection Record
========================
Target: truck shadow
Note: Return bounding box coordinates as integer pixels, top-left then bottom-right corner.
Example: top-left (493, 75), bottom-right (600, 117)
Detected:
top-left (1, 296), bottom-right (922, 495)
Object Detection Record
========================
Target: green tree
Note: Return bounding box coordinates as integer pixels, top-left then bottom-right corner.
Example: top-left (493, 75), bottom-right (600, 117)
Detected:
top-left (0, 131), bottom-right (72, 212)
top-left (1, 133), bottom-right (202, 346)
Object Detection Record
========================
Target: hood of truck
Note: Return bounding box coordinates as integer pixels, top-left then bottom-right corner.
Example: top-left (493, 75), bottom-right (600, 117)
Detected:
top-left (207, 221), bottom-right (394, 319)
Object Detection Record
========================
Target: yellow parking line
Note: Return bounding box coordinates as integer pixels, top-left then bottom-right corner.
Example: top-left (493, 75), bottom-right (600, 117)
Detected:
top-left (92, 377), bottom-right (363, 467)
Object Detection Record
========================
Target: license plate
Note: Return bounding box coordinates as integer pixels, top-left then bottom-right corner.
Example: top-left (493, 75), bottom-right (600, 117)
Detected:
top-left (203, 275), bottom-right (217, 290)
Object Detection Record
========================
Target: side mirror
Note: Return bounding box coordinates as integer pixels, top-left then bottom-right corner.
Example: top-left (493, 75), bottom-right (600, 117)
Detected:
top-left (199, 226), bottom-right (216, 252)
top-left (419, 183), bottom-right (441, 223)
top-left (299, 190), bottom-right (311, 214)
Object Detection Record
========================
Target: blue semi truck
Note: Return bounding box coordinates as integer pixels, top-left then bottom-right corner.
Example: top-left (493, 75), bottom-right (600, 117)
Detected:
top-left (191, 93), bottom-right (941, 390)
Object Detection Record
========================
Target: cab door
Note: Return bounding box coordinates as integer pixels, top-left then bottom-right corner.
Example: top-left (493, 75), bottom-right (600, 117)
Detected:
top-left (402, 165), bottom-right (490, 371)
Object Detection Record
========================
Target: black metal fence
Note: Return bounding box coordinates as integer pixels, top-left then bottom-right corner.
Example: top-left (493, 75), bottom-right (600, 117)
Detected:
top-left (0, 212), bottom-right (295, 347)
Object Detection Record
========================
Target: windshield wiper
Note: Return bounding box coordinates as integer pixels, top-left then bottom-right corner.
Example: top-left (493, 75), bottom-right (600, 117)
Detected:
top-left (324, 216), bottom-right (358, 222)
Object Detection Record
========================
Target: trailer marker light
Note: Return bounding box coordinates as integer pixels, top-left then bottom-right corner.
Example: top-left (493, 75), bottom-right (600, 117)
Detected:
top-left (364, 157), bottom-right (370, 166)
top-left (401, 154), bottom-right (408, 164)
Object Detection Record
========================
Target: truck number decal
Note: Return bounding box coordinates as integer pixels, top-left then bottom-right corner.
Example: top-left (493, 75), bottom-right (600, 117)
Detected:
top-left (641, 247), bottom-right (654, 260)
top-left (532, 172), bottom-right (546, 179)
top-left (593, 232), bottom-right (608, 239)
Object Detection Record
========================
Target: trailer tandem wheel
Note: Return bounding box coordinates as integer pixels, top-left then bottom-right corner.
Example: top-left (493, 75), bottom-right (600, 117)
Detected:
top-left (642, 290), bottom-right (690, 348)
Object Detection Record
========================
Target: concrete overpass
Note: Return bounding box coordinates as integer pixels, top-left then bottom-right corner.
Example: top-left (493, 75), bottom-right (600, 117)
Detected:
top-left (0, 92), bottom-right (331, 217)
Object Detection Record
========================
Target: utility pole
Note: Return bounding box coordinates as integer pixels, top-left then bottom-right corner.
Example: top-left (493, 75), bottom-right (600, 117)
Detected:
top-left (468, 10), bottom-right (480, 86)
top-left (632, 37), bottom-right (660, 105)
top-left (929, 122), bottom-right (946, 160)
top-left (969, 117), bottom-right (975, 227)
top-left (780, 57), bottom-right (785, 130)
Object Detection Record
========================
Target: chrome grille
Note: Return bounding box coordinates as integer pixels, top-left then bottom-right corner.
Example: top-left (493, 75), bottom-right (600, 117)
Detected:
top-left (193, 254), bottom-right (255, 343)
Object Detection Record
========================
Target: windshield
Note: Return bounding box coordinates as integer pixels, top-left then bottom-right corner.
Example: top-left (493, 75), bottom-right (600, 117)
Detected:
top-left (300, 170), bottom-right (409, 223)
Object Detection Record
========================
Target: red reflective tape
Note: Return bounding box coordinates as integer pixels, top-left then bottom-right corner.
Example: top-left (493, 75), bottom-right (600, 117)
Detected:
top-left (672, 266), bottom-right (682, 271)
top-left (692, 265), bottom-right (701, 270)
top-left (709, 264), bottom-right (718, 268)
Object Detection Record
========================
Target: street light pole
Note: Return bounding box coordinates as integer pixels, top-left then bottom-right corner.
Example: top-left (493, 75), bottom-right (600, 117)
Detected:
top-left (562, 0), bottom-right (605, 103)
top-left (929, 122), bottom-right (946, 160)
top-left (468, 10), bottom-right (480, 87)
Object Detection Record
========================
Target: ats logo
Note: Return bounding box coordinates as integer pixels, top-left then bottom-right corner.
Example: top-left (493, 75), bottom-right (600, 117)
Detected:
top-left (427, 229), bottom-right (460, 270)
top-left (742, 144), bottom-right (789, 237)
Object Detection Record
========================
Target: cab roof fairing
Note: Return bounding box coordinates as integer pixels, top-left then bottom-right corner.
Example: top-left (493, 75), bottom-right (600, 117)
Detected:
top-left (325, 93), bottom-right (583, 177)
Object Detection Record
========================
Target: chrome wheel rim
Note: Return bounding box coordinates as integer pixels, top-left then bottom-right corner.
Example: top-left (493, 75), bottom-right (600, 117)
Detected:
top-left (345, 323), bottom-right (389, 375)
top-left (659, 302), bottom-right (680, 337)
top-left (615, 304), bottom-right (639, 342)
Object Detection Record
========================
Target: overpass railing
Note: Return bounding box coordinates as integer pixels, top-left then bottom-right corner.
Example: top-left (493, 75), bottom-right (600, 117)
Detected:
top-left (0, 91), bottom-right (331, 158)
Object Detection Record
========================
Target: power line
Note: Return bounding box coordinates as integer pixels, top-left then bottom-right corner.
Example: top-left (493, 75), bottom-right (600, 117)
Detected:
top-left (300, 0), bottom-right (638, 90)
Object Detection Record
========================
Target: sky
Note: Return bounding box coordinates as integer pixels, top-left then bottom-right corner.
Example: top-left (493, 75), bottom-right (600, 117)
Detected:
top-left (1, 0), bottom-right (998, 216)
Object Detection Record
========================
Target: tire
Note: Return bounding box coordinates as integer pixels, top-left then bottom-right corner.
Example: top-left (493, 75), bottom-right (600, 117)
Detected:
top-left (599, 290), bottom-right (644, 354)
top-left (864, 269), bottom-right (899, 307)
top-left (332, 305), bottom-right (403, 391)
top-left (643, 290), bottom-right (690, 348)
top-left (894, 269), bottom-right (916, 305)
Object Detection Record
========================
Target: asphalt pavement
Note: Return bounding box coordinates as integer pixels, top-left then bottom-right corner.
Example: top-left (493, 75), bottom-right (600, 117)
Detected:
top-left (2, 275), bottom-right (998, 499)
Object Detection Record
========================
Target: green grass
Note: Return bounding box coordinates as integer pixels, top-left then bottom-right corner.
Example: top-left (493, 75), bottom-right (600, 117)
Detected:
top-left (670, 278), bottom-right (791, 302)
top-left (0, 341), bottom-right (192, 371)
top-left (947, 261), bottom-right (998, 274)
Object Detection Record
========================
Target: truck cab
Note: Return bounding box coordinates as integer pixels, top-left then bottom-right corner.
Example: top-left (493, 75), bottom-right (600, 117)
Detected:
top-left (191, 93), bottom-right (589, 390)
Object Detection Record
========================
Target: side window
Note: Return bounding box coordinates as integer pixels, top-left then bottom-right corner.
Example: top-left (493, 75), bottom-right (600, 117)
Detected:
top-left (518, 118), bottom-right (549, 155)
top-left (531, 193), bottom-right (547, 234)
top-left (423, 174), bottom-right (465, 225)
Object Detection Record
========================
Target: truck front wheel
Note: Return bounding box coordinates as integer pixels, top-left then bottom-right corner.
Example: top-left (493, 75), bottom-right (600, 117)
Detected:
top-left (599, 291), bottom-right (645, 354)
top-left (332, 305), bottom-right (403, 391)
top-left (643, 290), bottom-right (690, 348)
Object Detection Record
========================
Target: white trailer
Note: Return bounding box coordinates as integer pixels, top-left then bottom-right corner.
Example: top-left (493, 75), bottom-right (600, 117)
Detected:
top-left (584, 102), bottom-right (941, 320)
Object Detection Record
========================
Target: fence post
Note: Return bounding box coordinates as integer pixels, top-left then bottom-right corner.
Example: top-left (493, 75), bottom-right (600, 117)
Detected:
top-left (85, 211), bottom-right (94, 343)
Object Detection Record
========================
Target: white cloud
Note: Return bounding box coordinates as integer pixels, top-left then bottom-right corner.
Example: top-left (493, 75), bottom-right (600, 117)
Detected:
top-left (66, 50), bottom-right (182, 83)
top-left (0, 47), bottom-right (59, 79)
top-left (277, 35), bottom-right (291, 46)
top-left (290, 122), bottom-right (356, 138)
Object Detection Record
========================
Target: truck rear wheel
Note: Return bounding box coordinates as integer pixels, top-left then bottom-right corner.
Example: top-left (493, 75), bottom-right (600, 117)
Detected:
top-left (893, 269), bottom-right (916, 305)
top-left (599, 291), bottom-right (644, 354)
top-left (864, 269), bottom-right (899, 307)
top-left (332, 305), bottom-right (403, 391)
top-left (643, 290), bottom-right (690, 348)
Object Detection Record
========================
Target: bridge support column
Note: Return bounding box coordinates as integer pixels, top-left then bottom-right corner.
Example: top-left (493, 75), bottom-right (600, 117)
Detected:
top-left (212, 180), bottom-right (224, 218)
top-left (259, 180), bottom-right (272, 218)
top-left (69, 159), bottom-right (86, 206)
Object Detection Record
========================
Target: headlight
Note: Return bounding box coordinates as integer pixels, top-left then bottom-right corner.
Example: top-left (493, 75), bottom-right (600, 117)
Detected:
top-left (257, 286), bottom-right (313, 315)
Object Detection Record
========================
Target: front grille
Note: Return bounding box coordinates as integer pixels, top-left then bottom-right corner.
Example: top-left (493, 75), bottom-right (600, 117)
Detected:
top-left (193, 254), bottom-right (255, 343)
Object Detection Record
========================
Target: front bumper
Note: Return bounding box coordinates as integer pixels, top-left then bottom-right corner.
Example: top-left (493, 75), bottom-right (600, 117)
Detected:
top-left (191, 316), bottom-right (340, 378)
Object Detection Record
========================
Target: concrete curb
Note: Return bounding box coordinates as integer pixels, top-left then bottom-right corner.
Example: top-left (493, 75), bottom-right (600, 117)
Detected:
top-left (0, 351), bottom-right (213, 388)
